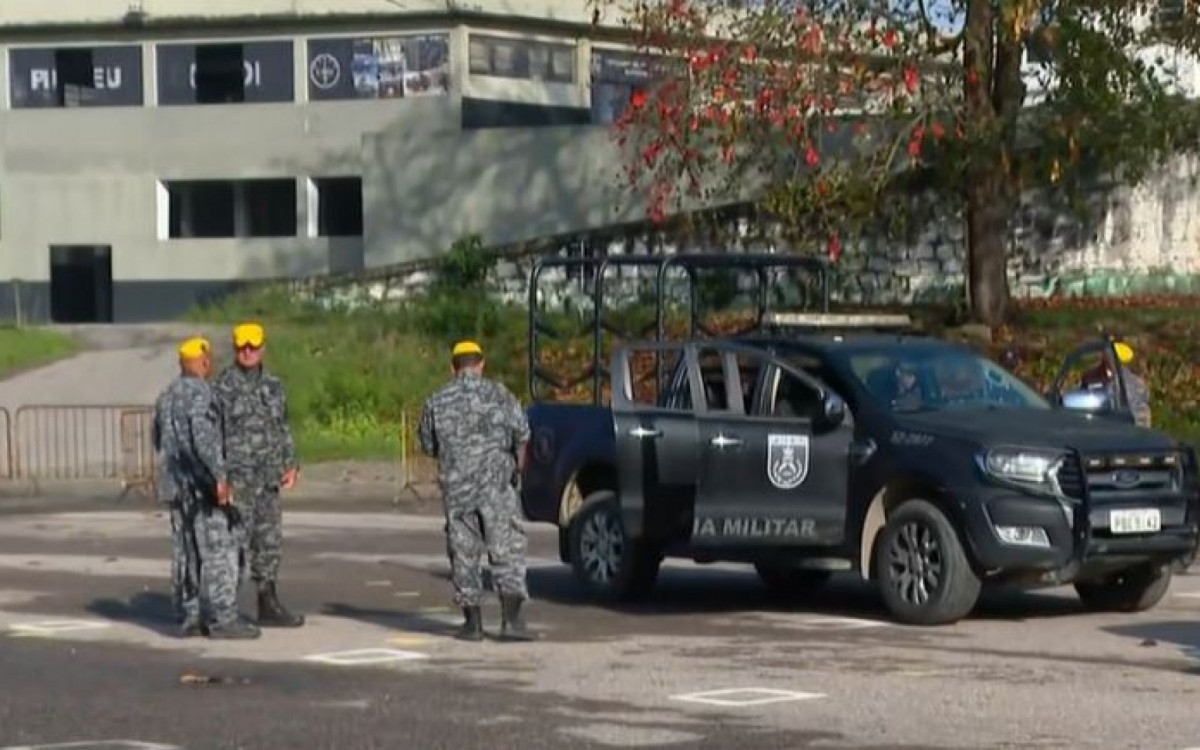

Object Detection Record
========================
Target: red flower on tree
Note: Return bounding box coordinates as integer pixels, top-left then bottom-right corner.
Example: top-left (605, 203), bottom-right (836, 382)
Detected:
top-left (827, 234), bottom-right (842, 262)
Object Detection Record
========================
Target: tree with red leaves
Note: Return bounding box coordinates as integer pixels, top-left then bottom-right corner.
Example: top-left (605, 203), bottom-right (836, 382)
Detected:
top-left (592, 0), bottom-right (1200, 325)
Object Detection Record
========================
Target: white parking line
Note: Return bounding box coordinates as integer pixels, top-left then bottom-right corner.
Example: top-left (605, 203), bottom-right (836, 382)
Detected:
top-left (1174, 592), bottom-right (1200, 599)
top-left (0, 742), bottom-right (181, 750)
top-left (671, 687), bottom-right (825, 707)
top-left (792, 616), bottom-right (888, 630)
top-left (303, 648), bottom-right (428, 666)
top-left (8, 619), bottom-right (112, 636)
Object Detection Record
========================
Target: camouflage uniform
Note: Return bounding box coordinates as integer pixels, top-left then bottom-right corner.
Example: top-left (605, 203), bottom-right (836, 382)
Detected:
top-left (213, 363), bottom-right (303, 626)
top-left (152, 374), bottom-right (240, 631)
top-left (1122, 369), bottom-right (1152, 428)
top-left (418, 371), bottom-right (531, 619)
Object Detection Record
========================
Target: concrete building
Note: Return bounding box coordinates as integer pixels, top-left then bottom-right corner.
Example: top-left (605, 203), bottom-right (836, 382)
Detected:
top-left (0, 0), bottom-right (666, 322)
top-left (4, 1), bottom-right (1198, 323)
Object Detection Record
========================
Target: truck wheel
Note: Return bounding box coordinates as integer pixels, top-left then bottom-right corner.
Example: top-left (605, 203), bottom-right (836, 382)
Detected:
top-left (754, 563), bottom-right (832, 599)
top-left (568, 491), bottom-right (660, 601)
top-left (1074, 564), bottom-right (1172, 612)
top-left (1172, 546), bottom-right (1196, 575)
top-left (875, 499), bottom-right (982, 625)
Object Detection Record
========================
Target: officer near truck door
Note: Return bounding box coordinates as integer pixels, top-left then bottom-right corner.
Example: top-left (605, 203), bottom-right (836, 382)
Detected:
top-left (1079, 340), bottom-right (1151, 428)
top-left (153, 337), bottom-right (258, 639)
top-left (213, 322), bottom-right (305, 628)
top-left (418, 340), bottom-right (536, 642)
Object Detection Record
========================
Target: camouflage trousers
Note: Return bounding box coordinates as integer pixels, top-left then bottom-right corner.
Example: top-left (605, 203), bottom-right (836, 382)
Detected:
top-left (443, 485), bottom-right (528, 607)
top-left (170, 501), bottom-right (242, 628)
top-left (231, 473), bottom-right (284, 591)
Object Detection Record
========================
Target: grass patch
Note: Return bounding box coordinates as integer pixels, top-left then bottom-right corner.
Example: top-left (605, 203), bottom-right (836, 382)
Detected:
top-left (188, 285), bottom-right (529, 463)
top-left (0, 327), bottom-right (78, 379)
top-left (188, 281), bottom-right (1200, 462)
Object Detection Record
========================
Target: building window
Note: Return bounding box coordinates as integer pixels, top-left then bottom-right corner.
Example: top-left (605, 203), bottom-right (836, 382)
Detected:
top-left (461, 98), bottom-right (591, 129)
top-left (591, 50), bottom-right (656, 124)
top-left (307, 34), bottom-right (450, 100)
top-left (157, 40), bottom-right (294, 106)
top-left (8, 45), bottom-right (143, 108)
top-left (165, 179), bottom-right (297, 238)
top-left (468, 35), bottom-right (575, 83)
top-left (313, 178), bottom-right (363, 237)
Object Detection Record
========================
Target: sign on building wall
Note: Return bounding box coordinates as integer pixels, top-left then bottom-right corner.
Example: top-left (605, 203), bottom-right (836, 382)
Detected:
top-left (156, 40), bottom-right (294, 105)
top-left (307, 34), bottom-right (450, 100)
top-left (468, 35), bottom-right (575, 83)
top-left (9, 45), bottom-right (143, 108)
top-left (590, 50), bottom-right (655, 124)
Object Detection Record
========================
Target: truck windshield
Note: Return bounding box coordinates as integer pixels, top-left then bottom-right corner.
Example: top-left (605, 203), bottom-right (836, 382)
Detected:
top-left (846, 348), bottom-right (1049, 413)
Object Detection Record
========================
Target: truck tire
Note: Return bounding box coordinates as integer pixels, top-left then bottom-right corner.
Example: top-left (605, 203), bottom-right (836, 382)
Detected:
top-left (1172, 545), bottom-right (1196, 575)
top-left (568, 491), bottom-right (660, 601)
top-left (1074, 564), bottom-right (1172, 612)
top-left (754, 563), bottom-right (832, 599)
top-left (875, 499), bottom-right (982, 625)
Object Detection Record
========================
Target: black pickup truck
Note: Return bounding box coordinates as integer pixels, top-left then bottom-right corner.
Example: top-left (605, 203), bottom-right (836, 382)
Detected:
top-left (520, 254), bottom-right (1199, 624)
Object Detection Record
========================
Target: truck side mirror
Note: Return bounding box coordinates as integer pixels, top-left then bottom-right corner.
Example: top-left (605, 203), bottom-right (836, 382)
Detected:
top-left (817, 392), bottom-right (847, 430)
top-left (1060, 388), bottom-right (1110, 413)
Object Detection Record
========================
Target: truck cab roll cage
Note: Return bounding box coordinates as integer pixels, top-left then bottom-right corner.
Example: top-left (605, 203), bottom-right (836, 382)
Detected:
top-left (526, 253), bottom-right (832, 405)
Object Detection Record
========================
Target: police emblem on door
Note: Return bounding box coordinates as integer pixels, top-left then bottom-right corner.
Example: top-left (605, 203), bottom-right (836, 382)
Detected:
top-left (767, 434), bottom-right (810, 489)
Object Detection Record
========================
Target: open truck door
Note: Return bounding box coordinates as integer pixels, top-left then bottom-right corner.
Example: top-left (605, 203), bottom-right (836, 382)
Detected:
top-left (609, 342), bottom-right (701, 540)
top-left (687, 342), bottom-right (853, 548)
top-left (1047, 338), bottom-right (1135, 424)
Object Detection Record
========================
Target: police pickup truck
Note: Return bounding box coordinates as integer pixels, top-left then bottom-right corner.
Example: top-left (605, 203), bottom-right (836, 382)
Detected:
top-left (520, 254), bottom-right (1199, 625)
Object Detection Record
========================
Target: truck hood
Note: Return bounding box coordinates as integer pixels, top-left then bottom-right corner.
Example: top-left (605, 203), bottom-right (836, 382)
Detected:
top-left (897, 408), bottom-right (1180, 454)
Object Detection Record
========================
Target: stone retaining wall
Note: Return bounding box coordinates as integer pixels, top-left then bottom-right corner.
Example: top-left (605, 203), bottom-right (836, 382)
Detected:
top-left (297, 154), bottom-right (1200, 310)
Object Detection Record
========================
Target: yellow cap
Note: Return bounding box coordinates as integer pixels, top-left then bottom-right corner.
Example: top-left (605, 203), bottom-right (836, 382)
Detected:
top-left (452, 341), bottom-right (482, 357)
top-left (1113, 341), bottom-right (1134, 364)
top-left (178, 337), bottom-right (210, 360)
top-left (233, 322), bottom-right (265, 348)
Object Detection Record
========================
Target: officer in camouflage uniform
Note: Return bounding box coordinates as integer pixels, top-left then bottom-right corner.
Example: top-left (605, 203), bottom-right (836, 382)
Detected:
top-left (1080, 340), bottom-right (1152, 428)
top-left (418, 340), bottom-right (535, 642)
top-left (153, 337), bottom-right (259, 640)
top-left (213, 322), bottom-right (305, 628)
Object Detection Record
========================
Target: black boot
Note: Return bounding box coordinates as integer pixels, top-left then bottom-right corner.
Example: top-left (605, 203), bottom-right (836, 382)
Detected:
top-left (207, 618), bottom-right (261, 640)
top-left (499, 596), bottom-right (537, 642)
top-left (257, 582), bottom-right (305, 628)
top-left (455, 606), bottom-right (484, 641)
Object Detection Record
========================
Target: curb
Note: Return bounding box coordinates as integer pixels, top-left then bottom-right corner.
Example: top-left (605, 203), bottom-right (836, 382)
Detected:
top-left (0, 479), bottom-right (445, 515)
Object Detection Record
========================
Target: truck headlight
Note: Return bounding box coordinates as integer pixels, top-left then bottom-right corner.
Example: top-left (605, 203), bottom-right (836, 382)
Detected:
top-left (981, 447), bottom-right (1063, 493)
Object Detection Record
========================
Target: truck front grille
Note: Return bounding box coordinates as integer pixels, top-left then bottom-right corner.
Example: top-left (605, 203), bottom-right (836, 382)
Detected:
top-left (1061, 451), bottom-right (1183, 503)
top-left (1055, 454), bottom-right (1085, 499)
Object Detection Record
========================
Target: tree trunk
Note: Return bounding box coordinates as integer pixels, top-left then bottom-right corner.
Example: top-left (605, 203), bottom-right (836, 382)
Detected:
top-left (965, 166), bottom-right (1012, 326)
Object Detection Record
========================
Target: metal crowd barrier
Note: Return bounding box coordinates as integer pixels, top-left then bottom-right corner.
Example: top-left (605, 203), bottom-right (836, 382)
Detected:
top-left (0, 404), bottom-right (436, 501)
top-left (10, 404), bottom-right (155, 495)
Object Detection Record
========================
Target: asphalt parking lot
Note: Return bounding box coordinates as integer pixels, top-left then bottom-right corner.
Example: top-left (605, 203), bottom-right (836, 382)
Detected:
top-left (2, 499), bottom-right (1200, 749)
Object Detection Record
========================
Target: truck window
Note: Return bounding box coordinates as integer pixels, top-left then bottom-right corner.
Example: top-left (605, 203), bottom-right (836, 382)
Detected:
top-left (768, 368), bottom-right (824, 421)
top-left (696, 348), bottom-right (731, 412)
top-left (629, 348), bottom-right (693, 410)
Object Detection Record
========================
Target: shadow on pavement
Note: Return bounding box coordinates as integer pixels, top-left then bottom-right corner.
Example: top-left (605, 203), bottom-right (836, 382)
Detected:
top-left (527, 564), bottom-right (1091, 623)
top-left (321, 602), bottom-right (461, 638)
top-left (85, 590), bottom-right (179, 636)
top-left (1103, 620), bottom-right (1200, 665)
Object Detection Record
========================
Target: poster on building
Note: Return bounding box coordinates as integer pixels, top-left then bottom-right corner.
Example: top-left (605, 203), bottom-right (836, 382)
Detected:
top-left (468, 35), bottom-right (575, 83)
top-left (590, 50), bottom-right (656, 124)
top-left (307, 34), bottom-right (449, 101)
top-left (9, 45), bottom-right (143, 108)
top-left (156, 40), bottom-right (294, 105)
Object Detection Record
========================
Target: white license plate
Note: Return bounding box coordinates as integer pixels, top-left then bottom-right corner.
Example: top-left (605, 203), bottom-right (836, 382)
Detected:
top-left (1109, 508), bottom-right (1162, 534)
